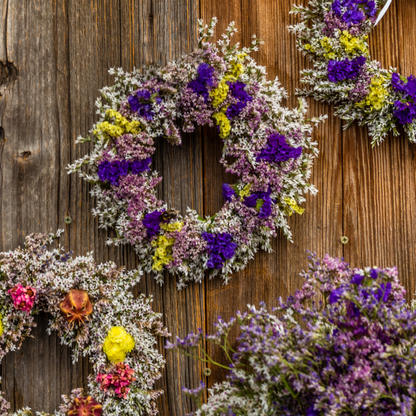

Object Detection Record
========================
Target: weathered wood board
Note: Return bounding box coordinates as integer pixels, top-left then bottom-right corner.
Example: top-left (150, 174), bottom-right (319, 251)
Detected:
top-left (0, 0), bottom-right (415, 414)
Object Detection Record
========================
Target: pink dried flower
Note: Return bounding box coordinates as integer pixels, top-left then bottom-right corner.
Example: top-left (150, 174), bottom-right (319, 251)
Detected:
top-left (96, 363), bottom-right (136, 399)
top-left (8, 284), bottom-right (36, 313)
top-left (114, 385), bottom-right (130, 399)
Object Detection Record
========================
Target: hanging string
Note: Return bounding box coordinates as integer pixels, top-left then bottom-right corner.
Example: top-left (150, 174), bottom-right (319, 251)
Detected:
top-left (375, 0), bottom-right (393, 26)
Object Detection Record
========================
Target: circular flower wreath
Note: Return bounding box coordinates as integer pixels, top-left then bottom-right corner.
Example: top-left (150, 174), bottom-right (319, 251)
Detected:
top-left (290, 0), bottom-right (416, 146)
top-left (69, 18), bottom-right (325, 289)
top-left (0, 231), bottom-right (170, 416)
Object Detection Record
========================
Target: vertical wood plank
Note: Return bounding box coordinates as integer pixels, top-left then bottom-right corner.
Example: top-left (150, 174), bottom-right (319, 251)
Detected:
top-left (199, 0), bottom-right (344, 383)
top-left (343, 0), bottom-right (416, 299)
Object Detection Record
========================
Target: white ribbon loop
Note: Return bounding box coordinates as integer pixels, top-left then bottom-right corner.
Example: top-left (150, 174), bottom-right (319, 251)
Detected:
top-left (375, 0), bottom-right (393, 26)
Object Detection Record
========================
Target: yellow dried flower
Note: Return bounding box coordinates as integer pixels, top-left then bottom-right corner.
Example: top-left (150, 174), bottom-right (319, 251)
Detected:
top-left (94, 109), bottom-right (142, 138)
top-left (0, 314), bottom-right (3, 337)
top-left (151, 221), bottom-right (183, 271)
top-left (210, 80), bottom-right (230, 108)
top-left (304, 44), bottom-right (315, 52)
top-left (239, 184), bottom-right (252, 199)
top-left (284, 197), bottom-right (305, 216)
top-left (212, 111), bottom-right (231, 138)
top-left (340, 31), bottom-right (368, 57)
top-left (160, 221), bottom-right (184, 233)
top-left (356, 76), bottom-right (388, 111)
top-left (320, 37), bottom-right (336, 60)
top-left (103, 326), bottom-right (135, 363)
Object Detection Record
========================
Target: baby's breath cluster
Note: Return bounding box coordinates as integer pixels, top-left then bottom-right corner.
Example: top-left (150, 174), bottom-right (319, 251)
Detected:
top-left (68, 18), bottom-right (325, 289)
top-left (290, 0), bottom-right (416, 145)
top-left (0, 231), bottom-right (170, 416)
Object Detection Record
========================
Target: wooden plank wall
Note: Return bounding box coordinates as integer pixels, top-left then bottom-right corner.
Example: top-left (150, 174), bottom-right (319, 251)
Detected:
top-left (0, 0), bottom-right (415, 415)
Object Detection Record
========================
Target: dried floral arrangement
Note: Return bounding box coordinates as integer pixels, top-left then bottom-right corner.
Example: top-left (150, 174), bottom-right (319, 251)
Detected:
top-left (0, 231), bottom-right (169, 416)
top-left (289, 0), bottom-right (416, 146)
top-left (168, 253), bottom-right (416, 415)
top-left (68, 18), bottom-right (325, 289)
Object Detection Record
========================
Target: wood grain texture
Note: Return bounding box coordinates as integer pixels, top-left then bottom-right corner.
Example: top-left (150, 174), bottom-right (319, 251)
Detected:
top-left (1, 0), bottom-right (416, 414)
top-left (0, 0), bottom-right (203, 415)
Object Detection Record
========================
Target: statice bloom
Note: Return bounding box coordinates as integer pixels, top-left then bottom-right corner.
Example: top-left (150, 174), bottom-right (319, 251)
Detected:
top-left (391, 73), bottom-right (416, 124)
top-left (257, 132), bottom-right (302, 164)
top-left (332, 0), bottom-right (376, 25)
top-left (128, 89), bottom-right (160, 121)
top-left (8, 284), bottom-right (36, 313)
top-left (182, 381), bottom-right (206, 398)
top-left (327, 56), bottom-right (366, 82)
top-left (243, 188), bottom-right (273, 219)
top-left (393, 100), bottom-right (416, 125)
top-left (392, 73), bottom-right (416, 98)
top-left (202, 232), bottom-right (237, 269)
top-left (225, 81), bottom-right (253, 118)
top-left (142, 210), bottom-right (164, 238)
top-left (222, 183), bottom-right (236, 202)
top-left (172, 254), bottom-right (416, 416)
top-left (97, 158), bottom-right (151, 185)
top-left (188, 62), bottom-right (215, 102)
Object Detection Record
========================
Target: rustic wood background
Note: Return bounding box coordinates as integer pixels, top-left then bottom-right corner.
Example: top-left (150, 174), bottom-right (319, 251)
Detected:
top-left (0, 0), bottom-right (415, 414)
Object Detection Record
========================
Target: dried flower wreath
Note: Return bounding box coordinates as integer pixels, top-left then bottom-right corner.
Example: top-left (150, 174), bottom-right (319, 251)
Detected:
top-left (69, 18), bottom-right (325, 289)
top-left (290, 0), bottom-right (416, 146)
top-left (0, 231), bottom-right (169, 416)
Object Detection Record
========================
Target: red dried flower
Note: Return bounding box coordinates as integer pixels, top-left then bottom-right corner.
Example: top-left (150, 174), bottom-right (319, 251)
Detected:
top-left (67, 396), bottom-right (102, 416)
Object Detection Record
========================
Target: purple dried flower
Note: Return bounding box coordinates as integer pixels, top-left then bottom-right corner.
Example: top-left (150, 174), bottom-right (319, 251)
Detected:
top-left (257, 132), bottom-right (302, 164)
top-left (332, 0), bottom-right (376, 25)
top-left (97, 158), bottom-right (151, 185)
top-left (222, 183), bottom-right (236, 202)
top-left (243, 188), bottom-right (273, 219)
top-left (97, 160), bottom-right (129, 185)
top-left (142, 210), bottom-right (164, 238)
top-left (188, 63), bottom-right (215, 102)
top-left (327, 56), bottom-right (366, 83)
top-left (393, 101), bottom-right (416, 125)
top-left (202, 232), bottom-right (237, 269)
top-left (225, 81), bottom-right (253, 118)
top-left (128, 89), bottom-right (156, 120)
top-left (329, 286), bottom-right (344, 304)
top-left (351, 273), bottom-right (364, 285)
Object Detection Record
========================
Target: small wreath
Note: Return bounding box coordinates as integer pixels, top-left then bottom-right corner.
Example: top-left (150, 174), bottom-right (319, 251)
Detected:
top-left (69, 18), bottom-right (325, 289)
top-left (0, 231), bottom-right (169, 416)
top-left (290, 0), bottom-right (416, 146)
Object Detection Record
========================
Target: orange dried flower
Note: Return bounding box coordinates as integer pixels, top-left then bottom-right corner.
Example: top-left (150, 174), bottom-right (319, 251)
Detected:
top-left (60, 289), bottom-right (93, 326)
top-left (67, 396), bottom-right (102, 416)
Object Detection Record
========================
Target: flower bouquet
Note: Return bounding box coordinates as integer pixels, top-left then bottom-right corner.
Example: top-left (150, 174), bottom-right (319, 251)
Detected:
top-left (168, 253), bottom-right (416, 415)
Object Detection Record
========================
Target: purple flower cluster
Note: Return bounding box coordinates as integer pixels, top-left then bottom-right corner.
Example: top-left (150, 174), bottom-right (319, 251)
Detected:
top-left (222, 183), bottom-right (236, 202)
top-left (332, 0), bottom-right (376, 25)
top-left (142, 209), bottom-right (164, 238)
top-left (188, 63), bottom-right (215, 102)
top-left (327, 56), bottom-right (366, 82)
top-left (225, 81), bottom-right (253, 118)
top-left (243, 188), bottom-right (273, 219)
top-left (222, 184), bottom-right (273, 218)
top-left (172, 254), bottom-right (416, 415)
top-left (97, 158), bottom-right (151, 185)
top-left (128, 89), bottom-right (161, 121)
top-left (257, 132), bottom-right (302, 164)
top-left (202, 232), bottom-right (237, 269)
top-left (392, 73), bottom-right (416, 125)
